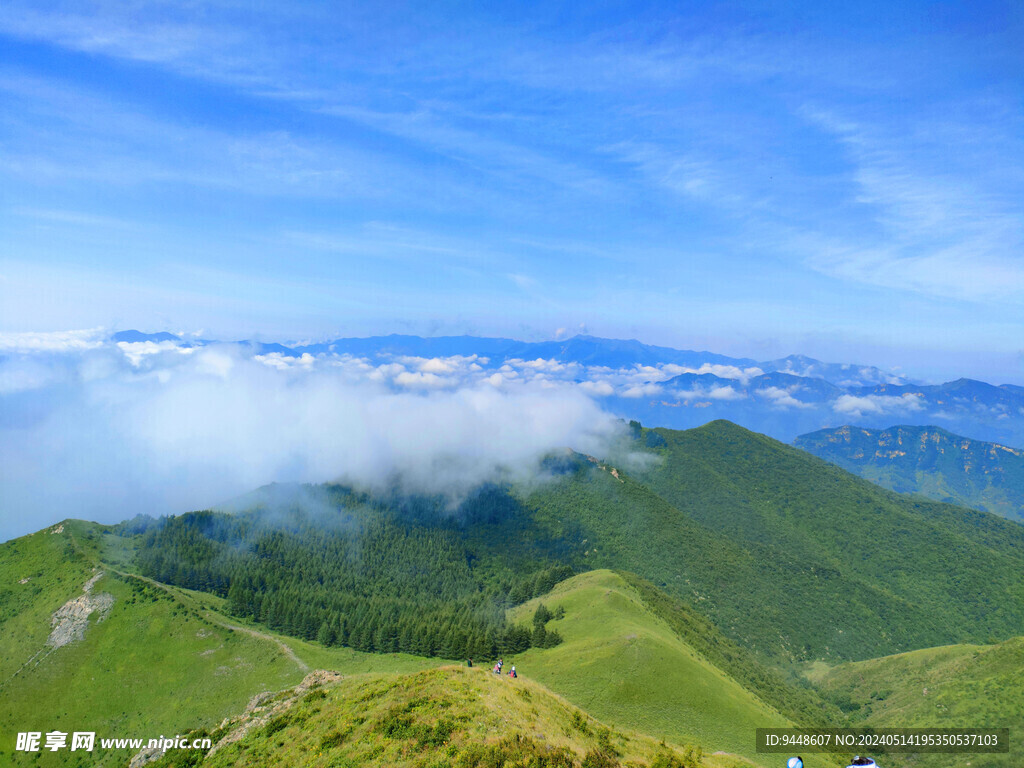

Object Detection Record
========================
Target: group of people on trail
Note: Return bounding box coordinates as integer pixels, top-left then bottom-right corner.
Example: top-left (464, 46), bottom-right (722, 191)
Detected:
top-left (493, 658), bottom-right (517, 677)
top-left (470, 657), bottom-right (517, 678)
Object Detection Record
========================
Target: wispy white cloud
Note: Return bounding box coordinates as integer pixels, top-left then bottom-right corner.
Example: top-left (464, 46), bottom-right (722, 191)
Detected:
top-left (707, 385), bottom-right (743, 401)
top-left (279, 226), bottom-right (501, 269)
top-left (393, 370), bottom-right (454, 389)
top-left (0, 74), bottom-right (487, 207)
top-left (579, 380), bottom-right (615, 396)
top-left (318, 103), bottom-right (612, 197)
top-left (254, 352), bottom-right (317, 371)
top-left (116, 340), bottom-right (195, 367)
top-left (833, 393), bottom-right (925, 418)
top-left (666, 382), bottom-right (749, 402)
top-left (10, 207), bottom-right (139, 229)
top-left (506, 273), bottom-right (536, 289)
top-left (757, 386), bottom-right (813, 410)
top-left (801, 108), bottom-right (1024, 303)
top-left (620, 382), bottom-right (663, 398)
top-left (673, 363), bottom-right (765, 383)
top-left (2, 1), bottom-right (1023, 378)
top-left (0, 2), bottom-right (269, 84)
top-left (607, 141), bottom-right (750, 208)
top-left (0, 328), bottom-right (106, 352)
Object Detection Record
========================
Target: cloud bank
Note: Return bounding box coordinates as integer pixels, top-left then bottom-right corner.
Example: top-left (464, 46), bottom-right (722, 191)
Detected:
top-left (0, 338), bottom-right (621, 541)
top-left (4, 330), bottom-right (1019, 541)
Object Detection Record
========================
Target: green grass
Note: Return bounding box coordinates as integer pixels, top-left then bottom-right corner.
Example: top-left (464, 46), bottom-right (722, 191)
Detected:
top-left (0, 521), bottom-right (96, 685)
top-left (158, 665), bottom-right (756, 768)
top-left (0, 522), bottom-right (831, 768)
top-left (120, 419), bottom-right (1024, 670)
top-left (614, 572), bottom-right (842, 729)
top-left (0, 521), bottom-right (441, 768)
top-left (505, 570), bottom-right (838, 768)
top-left (808, 637), bottom-right (1024, 768)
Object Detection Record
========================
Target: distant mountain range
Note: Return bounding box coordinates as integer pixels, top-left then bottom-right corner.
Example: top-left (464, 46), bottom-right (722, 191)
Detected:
top-left (110, 330), bottom-right (1024, 447)
top-left (795, 424), bottom-right (1024, 523)
top-left (110, 330), bottom-right (906, 385)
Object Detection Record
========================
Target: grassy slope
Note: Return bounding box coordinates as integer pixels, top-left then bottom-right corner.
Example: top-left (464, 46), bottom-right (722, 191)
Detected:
top-left (808, 637), bottom-right (1024, 768)
top-left (0, 521), bottom-right (96, 685)
top-left (1, 522), bottom-right (832, 768)
top-left (613, 572), bottom-right (841, 729)
top-left (526, 421), bottom-right (1024, 663)
top-left (505, 570), bottom-right (836, 768)
top-left (0, 521), bottom-right (440, 768)
top-left (165, 665), bottom-right (758, 768)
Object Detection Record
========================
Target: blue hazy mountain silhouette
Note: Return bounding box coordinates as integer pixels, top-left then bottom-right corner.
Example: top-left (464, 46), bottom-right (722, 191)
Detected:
top-left (109, 331), bottom-right (1024, 447)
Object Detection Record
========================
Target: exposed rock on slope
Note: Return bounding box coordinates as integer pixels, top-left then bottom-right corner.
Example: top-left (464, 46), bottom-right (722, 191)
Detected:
top-left (47, 571), bottom-right (115, 649)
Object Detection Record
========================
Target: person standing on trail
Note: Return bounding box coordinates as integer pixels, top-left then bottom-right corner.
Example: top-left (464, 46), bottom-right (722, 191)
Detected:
top-left (510, 665), bottom-right (517, 678)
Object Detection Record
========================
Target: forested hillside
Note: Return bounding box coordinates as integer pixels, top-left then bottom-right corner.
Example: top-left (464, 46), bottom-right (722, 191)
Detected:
top-left (0, 522), bottom-right (443, 768)
top-left (0, 521), bottom-right (806, 768)
top-left (134, 486), bottom-right (571, 660)
top-left (133, 421), bottom-right (1024, 669)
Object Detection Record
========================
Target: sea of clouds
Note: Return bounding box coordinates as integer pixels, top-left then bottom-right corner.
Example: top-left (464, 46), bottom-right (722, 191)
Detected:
top-left (0, 331), bottom-right (641, 541)
top-left (4, 330), bottom-right (1012, 542)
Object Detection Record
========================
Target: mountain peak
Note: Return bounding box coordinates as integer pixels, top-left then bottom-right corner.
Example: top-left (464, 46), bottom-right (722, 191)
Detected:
top-left (110, 330), bottom-right (182, 343)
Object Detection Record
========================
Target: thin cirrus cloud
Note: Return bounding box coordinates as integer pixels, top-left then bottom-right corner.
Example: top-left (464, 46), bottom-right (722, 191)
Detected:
top-left (799, 108), bottom-right (1024, 303)
top-left (0, 2), bottom-right (268, 81)
top-left (1, 3), bottom-right (1023, 379)
top-left (0, 74), bottom-right (439, 202)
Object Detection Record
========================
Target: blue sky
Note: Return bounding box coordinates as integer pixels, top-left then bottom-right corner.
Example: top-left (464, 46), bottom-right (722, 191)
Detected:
top-left (1, 1), bottom-right (1023, 383)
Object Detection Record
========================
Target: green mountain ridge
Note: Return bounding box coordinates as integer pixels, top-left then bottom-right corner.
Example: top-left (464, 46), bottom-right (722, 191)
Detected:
top-left (794, 424), bottom-right (1024, 523)
top-left (506, 570), bottom-right (795, 763)
top-left (129, 420), bottom-right (1024, 668)
top-left (151, 569), bottom-right (826, 768)
top-left (153, 665), bottom-right (757, 768)
top-left (530, 420), bottom-right (1024, 662)
top-left (4, 419), bottom-right (1024, 767)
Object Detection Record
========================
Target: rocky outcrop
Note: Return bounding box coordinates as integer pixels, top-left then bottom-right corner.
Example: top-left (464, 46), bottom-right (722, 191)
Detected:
top-left (207, 670), bottom-right (343, 757)
top-left (47, 571), bottom-right (115, 649)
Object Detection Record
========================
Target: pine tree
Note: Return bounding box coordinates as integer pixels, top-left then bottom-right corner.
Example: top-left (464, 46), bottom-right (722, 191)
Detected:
top-left (316, 621), bottom-right (335, 646)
